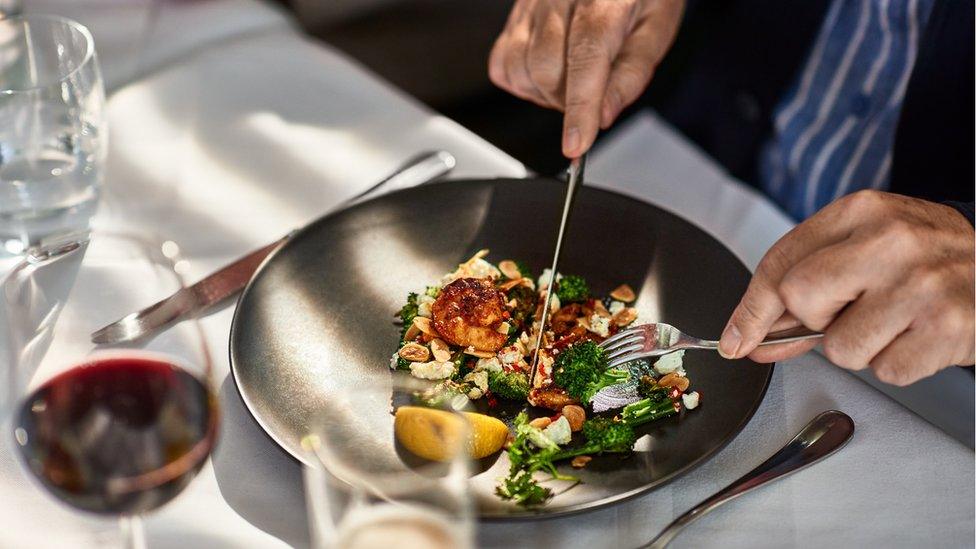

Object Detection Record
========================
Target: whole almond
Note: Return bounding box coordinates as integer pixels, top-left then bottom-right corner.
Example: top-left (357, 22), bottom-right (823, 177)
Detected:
top-left (398, 342), bottom-right (430, 362)
top-left (561, 405), bottom-right (586, 432)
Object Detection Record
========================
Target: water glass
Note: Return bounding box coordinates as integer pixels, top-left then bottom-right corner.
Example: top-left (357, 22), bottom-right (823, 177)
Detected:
top-left (302, 376), bottom-right (474, 549)
top-left (0, 14), bottom-right (106, 256)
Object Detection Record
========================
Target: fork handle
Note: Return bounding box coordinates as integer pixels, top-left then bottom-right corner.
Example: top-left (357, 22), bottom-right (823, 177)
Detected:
top-left (697, 325), bottom-right (823, 350)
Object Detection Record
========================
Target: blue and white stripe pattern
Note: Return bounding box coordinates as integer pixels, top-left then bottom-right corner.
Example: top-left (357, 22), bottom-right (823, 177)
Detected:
top-left (759, 0), bottom-right (934, 220)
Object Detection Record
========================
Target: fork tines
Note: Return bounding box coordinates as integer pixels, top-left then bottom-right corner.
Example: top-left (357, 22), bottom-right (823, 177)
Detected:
top-left (599, 326), bottom-right (646, 366)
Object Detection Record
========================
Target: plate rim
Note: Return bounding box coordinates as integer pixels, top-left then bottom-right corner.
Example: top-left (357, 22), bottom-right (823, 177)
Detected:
top-left (228, 177), bottom-right (773, 521)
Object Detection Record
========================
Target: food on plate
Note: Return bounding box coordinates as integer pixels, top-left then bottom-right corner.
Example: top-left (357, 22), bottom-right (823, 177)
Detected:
top-left (394, 406), bottom-right (509, 460)
top-left (391, 250), bottom-right (700, 506)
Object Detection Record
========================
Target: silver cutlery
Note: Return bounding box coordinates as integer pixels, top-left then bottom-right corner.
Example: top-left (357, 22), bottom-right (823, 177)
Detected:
top-left (642, 410), bottom-right (855, 548)
top-left (91, 150), bottom-right (456, 345)
top-left (600, 322), bottom-right (823, 368)
top-left (530, 153), bottom-right (587, 382)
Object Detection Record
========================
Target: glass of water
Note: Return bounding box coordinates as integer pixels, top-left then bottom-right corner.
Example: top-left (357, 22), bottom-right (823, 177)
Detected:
top-left (303, 375), bottom-right (474, 549)
top-left (0, 14), bottom-right (106, 257)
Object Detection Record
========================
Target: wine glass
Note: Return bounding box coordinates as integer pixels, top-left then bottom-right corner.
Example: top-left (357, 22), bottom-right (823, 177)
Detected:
top-left (0, 14), bottom-right (107, 257)
top-left (302, 375), bottom-right (474, 549)
top-left (0, 232), bottom-right (218, 549)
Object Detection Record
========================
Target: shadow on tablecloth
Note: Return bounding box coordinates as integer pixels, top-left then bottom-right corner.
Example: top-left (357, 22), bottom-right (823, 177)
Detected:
top-left (212, 374), bottom-right (310, 548)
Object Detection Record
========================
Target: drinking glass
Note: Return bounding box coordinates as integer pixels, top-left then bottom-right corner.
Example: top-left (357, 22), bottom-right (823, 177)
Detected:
top-left (302, 376), bottom-right (474, 549)
top-left (0, 232), bottom-right (218, 548)
top-left (0, 15), bottom-right (106, 257)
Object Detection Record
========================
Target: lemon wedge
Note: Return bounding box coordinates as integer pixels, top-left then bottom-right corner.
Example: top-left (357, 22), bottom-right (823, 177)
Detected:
top-left (394, 406), bottom-right (509, 461)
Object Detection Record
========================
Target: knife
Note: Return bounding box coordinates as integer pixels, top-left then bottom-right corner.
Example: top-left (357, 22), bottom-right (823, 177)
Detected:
top-left (529, 154), bottom-right (587, 384)
top-left (91, 150), bottom-right (457, 344)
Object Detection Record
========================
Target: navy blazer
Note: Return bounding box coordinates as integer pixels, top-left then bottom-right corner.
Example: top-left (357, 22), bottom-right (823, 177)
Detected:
top-left (648, 0), bottom-right (974, 220)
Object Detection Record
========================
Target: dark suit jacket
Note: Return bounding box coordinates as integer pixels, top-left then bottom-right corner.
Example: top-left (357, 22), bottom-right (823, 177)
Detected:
top-left (645, 0), bottom-right (974, 220)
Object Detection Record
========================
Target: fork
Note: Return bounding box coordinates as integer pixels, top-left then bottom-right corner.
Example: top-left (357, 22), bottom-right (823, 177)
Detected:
top-left (600, 323), bottom-right (823, 368)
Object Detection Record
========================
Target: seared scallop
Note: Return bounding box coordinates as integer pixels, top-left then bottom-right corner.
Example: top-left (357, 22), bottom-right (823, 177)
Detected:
top-left (432, 277), bottom-right (508, 352)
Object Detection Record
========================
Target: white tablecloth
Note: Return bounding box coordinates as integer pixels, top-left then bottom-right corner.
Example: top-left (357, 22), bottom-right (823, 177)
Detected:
top-left (1, 3), bottom-right (973, 548)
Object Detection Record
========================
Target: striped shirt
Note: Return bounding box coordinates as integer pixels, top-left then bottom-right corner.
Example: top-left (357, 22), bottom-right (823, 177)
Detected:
top-left (758, 0), bottom-right (934, 220)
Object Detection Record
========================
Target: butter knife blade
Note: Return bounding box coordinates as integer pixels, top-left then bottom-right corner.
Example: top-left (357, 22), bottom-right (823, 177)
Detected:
top-left (529, 154), bottom-right (586, 384)
top-left (91, 150), bottom-right (456, 344)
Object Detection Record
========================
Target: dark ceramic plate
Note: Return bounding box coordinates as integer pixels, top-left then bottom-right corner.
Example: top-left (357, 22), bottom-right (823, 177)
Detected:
top-left (229, 178), bottom-right (772, 519)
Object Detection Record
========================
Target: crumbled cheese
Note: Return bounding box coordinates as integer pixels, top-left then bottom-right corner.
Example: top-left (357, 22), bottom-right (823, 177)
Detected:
top-left (588, 314), bottom-right (611, 337)
top-left (498, 346), bottom-right (523, 367)
top-left (417, 294), bottom-right (435, 318)
top-left (475, 356), bottom-right (503, 373)
top-left (653, 350), bottom-right (686, 376)
top-left (537, 269), bottom-right (563, 290)
top-left (528, 428), bottom-right (558, 450)
top-left (543, 416), bottom-right (572, 445)
top-left (467, 387), bottom-right (484, 400)
top-left (409, 360), bottom-right (455, 380)
top-left (550, 294), bottom-right (561, 313)
top-left (468, 258), bottom-right (501, 279)
top-left (609, 300), bottom-right (626, 315)
top-left (682, 391), bottom-right (700, 410)
top-left (389, 352), bottom-right (399, 370)
top-left (464, 370), bottom-right (489, 393)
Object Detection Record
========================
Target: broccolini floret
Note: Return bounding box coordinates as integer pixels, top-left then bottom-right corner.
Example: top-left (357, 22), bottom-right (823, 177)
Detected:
top-left (488, 370), bottom-right (531, 401)
top-left (620, 383), bottom-right (678, 427)
top-left (506, 285), bottom-right (538, 330)
top-left (396, 293), bottom-right (419, 341)
top-left (555, 274), bottom-right (590, 303)
top-left (495, 470), bottom-right (552, 506)
top-left (552, 340), bottom-right (629, 403)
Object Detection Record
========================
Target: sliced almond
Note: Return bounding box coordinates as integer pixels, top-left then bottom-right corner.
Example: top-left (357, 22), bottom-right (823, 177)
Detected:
top-left (613, 307), bottom-right (638, 327)
top-left (498, 278), bottom-right (523, 292)
top-left (496, 321), bottom-right (511, 335)
top-left (464, 249), bottom-right (490, 265)
top-left (657, 372), bottom-right (690, 392)
top-left (529, 417), bottom-right (552, 430)
top-left (498, 260), bottom-right (521, 280)
top-left (398, 342), bottom-right (430, 362)
top-left (577, 315), bottom-right (592, 331)
top-left (610, 284), bottom-right (636, 302)
top-left (430, 338), bottom-right (452, 362)
top-left (463, 347), bottom-right (495, 359)
top-left (412, 316), bottom-right (438, 337)
top-left (507, 298), bottom-right (518, 308)
top-left (403, 322), bottom-right (421, 342)
top-left (561, 405), bottom-right (586, 432)
top-left (571, 455), bottom-right (592, 469)
top-left (593, 300), bottom-right (611, 318)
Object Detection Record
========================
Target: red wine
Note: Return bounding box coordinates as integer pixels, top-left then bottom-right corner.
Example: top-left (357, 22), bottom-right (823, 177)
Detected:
top-left (14, 355), bottom-right (217, 515)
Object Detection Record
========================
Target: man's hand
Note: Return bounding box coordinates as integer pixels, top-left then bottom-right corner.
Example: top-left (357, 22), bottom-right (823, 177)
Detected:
top-left (488, 0), bottom-right (684, 158)
top-left (719, 190), bottom-right (975, 386)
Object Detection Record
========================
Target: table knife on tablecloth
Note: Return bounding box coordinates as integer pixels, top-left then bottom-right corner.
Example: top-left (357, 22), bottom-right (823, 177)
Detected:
top-left (91, 151), bottom-right (456, 344)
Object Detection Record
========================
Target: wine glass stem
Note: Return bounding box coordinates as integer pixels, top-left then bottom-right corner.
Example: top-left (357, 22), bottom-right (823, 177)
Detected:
top-left (120, 515), bottom-right (147, 549)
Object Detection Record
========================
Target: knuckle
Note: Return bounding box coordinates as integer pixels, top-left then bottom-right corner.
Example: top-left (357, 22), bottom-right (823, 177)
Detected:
top-left (879, 218), bottom-right (919, 247)
top-left (822, 334), bottom-right (864, 370)
top-left (566, 37), bottom-right (608, 69)
top-left (756, 244), bottom-right (793, 282)
top-left (844, 189), bottom-right (886, 215)
top-left (908, 266), bottom-right (946, 296)
top-left (777, 272), bottom-right (810, 315)
top-left (526, 52), bottom-right (561, 90)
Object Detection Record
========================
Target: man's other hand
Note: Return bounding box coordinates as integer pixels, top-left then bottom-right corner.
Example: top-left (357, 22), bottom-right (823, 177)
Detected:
top-left (719, 190), bottom-right (975, 386)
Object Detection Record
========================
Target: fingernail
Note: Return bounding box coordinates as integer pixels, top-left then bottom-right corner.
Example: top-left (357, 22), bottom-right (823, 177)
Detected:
top-left (563, 127), bottom-right (580, 157)
top-left (718, 324), bottom-right (741, 359)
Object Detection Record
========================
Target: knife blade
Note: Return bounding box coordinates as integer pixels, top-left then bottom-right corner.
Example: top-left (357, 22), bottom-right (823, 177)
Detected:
top-left (91, 150), bottom-right (456, 344)
top-left (529, 154), bottom-right (587, 385)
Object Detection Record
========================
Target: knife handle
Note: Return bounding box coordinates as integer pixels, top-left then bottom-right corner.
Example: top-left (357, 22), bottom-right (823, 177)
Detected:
top-left (186, 233), bottom-right (292, 310)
